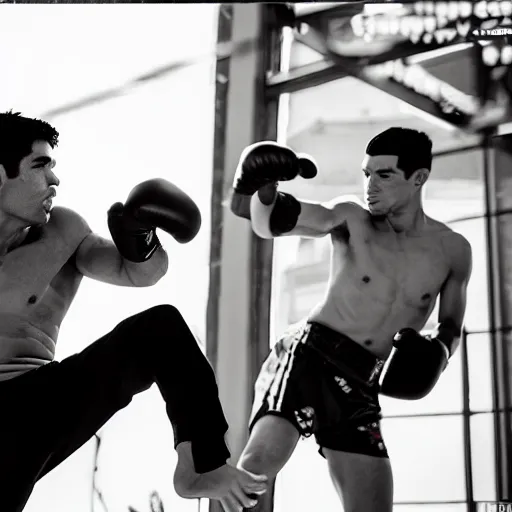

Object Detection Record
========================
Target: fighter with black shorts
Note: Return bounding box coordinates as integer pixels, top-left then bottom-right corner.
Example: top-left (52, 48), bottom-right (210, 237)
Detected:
top-left (228, 129), bottom-right (473, 512)
top-left (0, 111), bottom-right (267, 512)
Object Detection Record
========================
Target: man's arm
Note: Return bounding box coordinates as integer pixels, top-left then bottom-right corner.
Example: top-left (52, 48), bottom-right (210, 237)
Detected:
top-left (249, 184), bottom-right (363, 239)
top-left (75, 233), bottom-right (168, 287)
top-left (230, 141), bottom-right (355, 238)
top-left (433, 233), bottom-right (473, 356)
top-left (379, 233), bottom-right (472, 400)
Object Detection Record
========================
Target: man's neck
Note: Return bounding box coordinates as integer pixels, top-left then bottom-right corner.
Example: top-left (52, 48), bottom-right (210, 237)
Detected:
top-left (0, 216), bottom-right (32, 258)
top-left (384, 202), bottom-right (426, 236)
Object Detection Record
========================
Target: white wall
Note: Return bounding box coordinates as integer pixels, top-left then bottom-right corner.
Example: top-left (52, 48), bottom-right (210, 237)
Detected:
top-left (0, 5), bottom-right (219, 512)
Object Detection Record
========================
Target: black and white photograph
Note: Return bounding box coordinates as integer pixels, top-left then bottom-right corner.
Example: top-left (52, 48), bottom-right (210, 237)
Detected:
top-left (0, 2), bottom-right (511, 512)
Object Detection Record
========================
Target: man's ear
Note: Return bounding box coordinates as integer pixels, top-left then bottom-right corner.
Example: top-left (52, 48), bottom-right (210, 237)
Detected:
top-left (412, 168), bottom-right (429, 187)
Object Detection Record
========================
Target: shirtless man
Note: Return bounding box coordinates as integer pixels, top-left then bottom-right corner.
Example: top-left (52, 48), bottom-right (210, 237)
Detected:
top-left (228, 127), bottom-right (472, 512)
top-left (0, 111), bottom-right (267, 512)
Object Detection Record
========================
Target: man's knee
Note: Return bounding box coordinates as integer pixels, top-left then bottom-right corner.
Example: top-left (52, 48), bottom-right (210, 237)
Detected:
top-left (238, 417), bottom-right (299, 478)
top-left (239, 444), bottom-right (290, 481)
top-left (136, 304), bottom-right (189, 336)
top-left (144, 304), bottom-right (183, 323)
top-left (239, 447), bottom-right (273, 476)
top-left (134, 304), bottom-right (205, 360)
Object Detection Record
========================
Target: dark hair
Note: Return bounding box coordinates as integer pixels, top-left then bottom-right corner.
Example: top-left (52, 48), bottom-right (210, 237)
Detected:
top-left (366, 127), bottom-right (432, 179)
top-left (0, 111), bottom-right (59, 178)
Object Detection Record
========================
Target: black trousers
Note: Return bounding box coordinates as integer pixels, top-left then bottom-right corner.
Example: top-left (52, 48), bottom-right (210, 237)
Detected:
top-left (0, 305), bottom-right (230, 512)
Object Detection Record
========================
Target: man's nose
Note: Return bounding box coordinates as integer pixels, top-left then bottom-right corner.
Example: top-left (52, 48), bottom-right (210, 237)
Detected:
top-left (366, 177), bottom-right (379, 194)
top-left (48, 170), bottom-right (60, 187)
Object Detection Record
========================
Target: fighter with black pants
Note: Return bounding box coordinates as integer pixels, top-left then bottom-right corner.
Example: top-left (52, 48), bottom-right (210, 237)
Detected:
top-left (0, 112), bottom-right (267, 512)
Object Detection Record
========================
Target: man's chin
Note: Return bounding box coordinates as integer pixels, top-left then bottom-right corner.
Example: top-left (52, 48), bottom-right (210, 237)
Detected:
top-left (368, 206), bottom-right (388, 217)
top-left (35, 210), bottom-right (51, 225)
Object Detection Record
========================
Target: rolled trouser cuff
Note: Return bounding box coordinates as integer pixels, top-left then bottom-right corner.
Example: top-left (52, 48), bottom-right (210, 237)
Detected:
top-left (191, 434), bottom-right (231, 473)
top-left (173, 421), bottom-right (231, 473)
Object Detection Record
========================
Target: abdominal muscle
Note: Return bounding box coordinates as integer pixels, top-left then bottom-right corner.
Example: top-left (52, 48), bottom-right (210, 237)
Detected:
top-left (0, 313), bottom-right (57, 382)
top-left (308, 268), bottom-right (433, 360)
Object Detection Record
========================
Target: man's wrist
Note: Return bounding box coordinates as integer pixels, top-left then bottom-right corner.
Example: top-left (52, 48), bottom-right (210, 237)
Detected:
top-left (123, 244), bottom-right (167, 285)
top-left (432, 336), bottom-right (451, 361)
top-left (257, 182), bottom-right (278, 205)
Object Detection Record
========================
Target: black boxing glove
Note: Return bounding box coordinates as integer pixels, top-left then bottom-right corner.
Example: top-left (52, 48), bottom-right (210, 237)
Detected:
top-left (233, 141), bottom-right (317, 197)
top-left (108, 202), bottom-right (161, 263)
top-left (108, 178), bottom-right (201, 263)
top-left (268, 191), bottom-right (303, 236)
top-left (379, 328), bottom-right (450, 400)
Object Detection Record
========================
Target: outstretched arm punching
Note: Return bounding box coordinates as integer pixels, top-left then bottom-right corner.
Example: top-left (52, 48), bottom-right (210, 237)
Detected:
top-left (230, 141), bottom-right (361, 239)
top-left (250, 188), bottom-right (360, 239)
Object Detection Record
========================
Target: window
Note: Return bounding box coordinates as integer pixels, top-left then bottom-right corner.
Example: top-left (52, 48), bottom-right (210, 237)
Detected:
top-left (470, 413), bottom-right (497, 502)
top-left (382, 415), bottom-right (467, 503)
top-left (467, 333), bottom-right (494, 413)
top-left (289, 38), bottom-right (326, 70)
top-left (447, 219), bottom-right (490, 334)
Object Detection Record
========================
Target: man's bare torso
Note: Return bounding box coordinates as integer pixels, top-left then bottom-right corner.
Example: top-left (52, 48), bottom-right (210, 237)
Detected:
top-left (0, 207), bottom-right (90, 381)
top-left (309, 203), bottom-right (460, 359)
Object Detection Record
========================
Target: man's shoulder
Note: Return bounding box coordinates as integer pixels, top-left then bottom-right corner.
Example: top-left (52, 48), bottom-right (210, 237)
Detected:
top-left (326, 195), bottom-right (368, 218)
top-left (431, 221), bottom-right (471, 250)
top-left (431, 221), bottom-right (472, 270)
top-left (446, 230), bottom-right (472, 266)
top-left (48, 206), bottom-right (92, 243)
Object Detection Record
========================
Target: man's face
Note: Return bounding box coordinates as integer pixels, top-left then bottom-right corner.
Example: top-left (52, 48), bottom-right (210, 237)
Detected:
top-left (362, 154), bottom-right (423, 217)
top-left (0, 140), bottom-right (59, 226)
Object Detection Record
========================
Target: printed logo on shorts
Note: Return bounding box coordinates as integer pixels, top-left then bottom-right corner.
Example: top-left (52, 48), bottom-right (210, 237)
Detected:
top-left (334, 375), bottom-right (352, 394)
top-left (357, 421), bottom-right (385, 451)
top-left (368, 360), bottom-right (385, 383)
top-left (294, 406), bottom-right (315, 436)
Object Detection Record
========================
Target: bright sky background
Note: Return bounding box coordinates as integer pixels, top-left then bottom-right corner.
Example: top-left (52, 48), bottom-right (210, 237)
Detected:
top-left (0, 4), bottom-right (219, 512)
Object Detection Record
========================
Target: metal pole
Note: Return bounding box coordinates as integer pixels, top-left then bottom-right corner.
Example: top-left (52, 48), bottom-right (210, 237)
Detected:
top-left (482, 133), bottom-right (509, 499)
top-left (461, 328), bottom-right (475, 512)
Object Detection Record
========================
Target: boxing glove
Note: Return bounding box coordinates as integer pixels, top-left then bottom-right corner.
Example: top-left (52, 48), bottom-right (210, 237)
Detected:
top-left (379, 328), bottom-right (449, 400)
top-left (233, 141), bottom-right (317, 196)
top-left (108, 178), bottom-right (202, 263)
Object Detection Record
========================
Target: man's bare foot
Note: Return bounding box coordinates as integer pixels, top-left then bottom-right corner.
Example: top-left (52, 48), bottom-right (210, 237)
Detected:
top-left (174, 442), bottom-right (267, 508)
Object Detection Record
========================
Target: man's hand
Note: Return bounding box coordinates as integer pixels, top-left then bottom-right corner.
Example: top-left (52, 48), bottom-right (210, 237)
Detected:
top-left (107, 202), bottom-right (161, 263)
top-left (230, 141), bottom-right (317, 219)
top-left (174, 462), bottom-right (267, 509)
top-left (108, 178), bottom-right (202, 262)
top-left (379, 328), bottom-right (449, 400)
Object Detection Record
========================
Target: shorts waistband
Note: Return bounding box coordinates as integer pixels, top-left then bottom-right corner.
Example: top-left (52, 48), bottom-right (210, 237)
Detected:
top-left (304, 322), bottom-right (385, 386)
